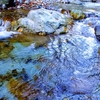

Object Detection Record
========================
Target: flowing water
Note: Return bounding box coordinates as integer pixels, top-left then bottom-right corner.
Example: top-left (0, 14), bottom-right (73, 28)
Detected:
top-left (0, 3), bottom-right (100, 100)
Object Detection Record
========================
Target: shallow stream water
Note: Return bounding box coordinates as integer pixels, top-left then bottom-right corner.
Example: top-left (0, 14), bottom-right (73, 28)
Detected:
top-left (0, 3), bottom-right (100, 100)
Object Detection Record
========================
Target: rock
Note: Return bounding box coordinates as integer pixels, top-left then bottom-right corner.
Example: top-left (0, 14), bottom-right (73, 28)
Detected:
top-left (80, 0), bottom-right (92, 2)
top-left (92, 0), bottom-right (97, 2)
top-left (95, 25), bottom-right (100, 41)
top-left (69, 0), bottom-right (82, 4)
top-left (18, 8), bottom-right (69, 34)
top-left (83, 17), bottom-right (100, 28)
top-left (54, 26), bottom-right (68, 34)
top-left (68, 77), bottom-right (93, 94)
top-left (54, 17), bottom-right (73, 34)
top-left (70, 9), bottom-right (85, 20)
top-left (0, 0), bottom-right (9, 4)
top-left (82, 2), bottom-right (100, 8)
top-left (71, 22), bottom-right (95, 38)
top-left (6, 0), bottom-right (15, 8)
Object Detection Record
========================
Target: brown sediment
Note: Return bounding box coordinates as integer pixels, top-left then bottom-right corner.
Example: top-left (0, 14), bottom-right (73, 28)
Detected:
top-left (7, 32), bottom-right (50, 47)
top-left (0, 9), bottom-right (29, 21)
top-left (0, 68), bottom-right (40, 99)
top-left (7, 78), bottom-right (39, 100)
top-left (0, 41), bottom-right (14, 59)
top-left (0, 68), bottom-right (26, 83)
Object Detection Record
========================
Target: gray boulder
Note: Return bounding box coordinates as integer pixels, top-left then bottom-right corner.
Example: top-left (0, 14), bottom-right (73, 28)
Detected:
top-left (18, 8), bottom-right (69, 34)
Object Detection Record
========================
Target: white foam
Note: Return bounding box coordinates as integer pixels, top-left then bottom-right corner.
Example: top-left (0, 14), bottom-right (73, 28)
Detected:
top-left (0, 31), bottom-right (21, 39)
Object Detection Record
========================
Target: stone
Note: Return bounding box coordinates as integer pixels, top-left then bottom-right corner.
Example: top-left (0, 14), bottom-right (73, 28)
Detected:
top-left (82, 2), bottom-right (100, 8)
top-left (54, 26), bottom-right (68, 34)
top-left (95, 25), bottom-right (100, 41)
top-left (68, 77), bottom-right (93, 94)
top-left (69, 0), bottom-right (82, 4)
top-left (92, 0), bottom-right (97, 2)
top-left (80, 0), bottom-right (92, 2)
top-left (0, 0), bottom-right (9, 4)
top-left (18, 8), bottom-right (69, 34)
top-left (70, 9), bottom-right (85, 20)
top-left (71, 22), bottom-right (95, 38)
top-left (6, 0), bottom-right (15, 8)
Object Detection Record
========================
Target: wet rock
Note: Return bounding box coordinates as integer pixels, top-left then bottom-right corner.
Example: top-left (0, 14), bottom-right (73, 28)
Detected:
top-left (92, 0), bottom-right (97, 2)
top-left (71, 22), bottom-right (95, 38)
top-left (6, 0), bottom-right (16, 8)
top-left (66, 0), bottom-right (82, 4)
top-left (54, 0), bottom-right (82, 4)
top-left (84, 12), bottom-right (95, 18)
top-left (80, 0), bottom-right (93, 2)
top-left (95, 25), bottom-right (100, 41)
top-left (82, 2), bottom-right (100, 8)
top-left (0, 0), bottom-right (9, 4)
top-left (68, 77), bottom-right (93, 94)
top-left (18, 8), bottom-right (70, 34)
top-left (83, 17), bottom-right (100, 28)
top-left (54, 26), bottom-right (68, 34)
top-left (70, 9), bottom-right (85, 20)
top-left (54, 16), bottom-right (74, 34)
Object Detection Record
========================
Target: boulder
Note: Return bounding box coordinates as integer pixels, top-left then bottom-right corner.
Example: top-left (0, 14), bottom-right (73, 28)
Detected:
top-left (18, 8), bottom-right (70, 34)
top-left (95, 25), bottom-right (100, 41)
top-left (0, 0), bottom-right (8, 4)
top-left (70, 9), bottom-right (85, 20)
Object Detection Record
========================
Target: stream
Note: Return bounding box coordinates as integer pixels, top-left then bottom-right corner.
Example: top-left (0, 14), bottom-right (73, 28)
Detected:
top-left (0, 2), bottom-right (100, 100)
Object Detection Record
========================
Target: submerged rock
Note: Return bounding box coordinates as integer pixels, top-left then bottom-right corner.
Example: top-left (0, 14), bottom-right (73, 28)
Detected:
top-left (95, 25), bottom-right (100, 41)
top-left (68, 77), bottom-right (93, 94)
top-left (0, 0), bottom-right (8, 4)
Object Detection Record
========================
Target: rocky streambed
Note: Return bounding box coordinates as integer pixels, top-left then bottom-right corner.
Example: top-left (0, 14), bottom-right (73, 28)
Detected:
top-left (0, 2), bottom-right (100, 100)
